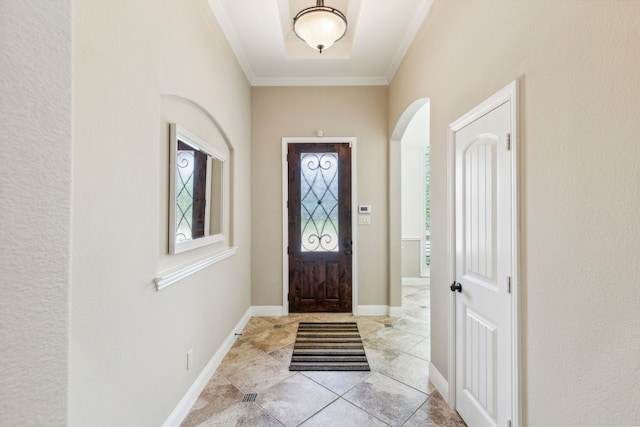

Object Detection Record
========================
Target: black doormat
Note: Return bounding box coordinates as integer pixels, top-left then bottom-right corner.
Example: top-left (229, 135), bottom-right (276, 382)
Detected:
top-left (289, 322), bottom-right (370, 371)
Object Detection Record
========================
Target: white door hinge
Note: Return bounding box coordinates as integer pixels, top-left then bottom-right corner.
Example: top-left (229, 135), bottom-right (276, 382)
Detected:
top-left (507, 276), bottom-right (512, 293)
top-left (507, 420), bottom-right (512, 427)
top-left (506, 133), bottom-right (511, 151)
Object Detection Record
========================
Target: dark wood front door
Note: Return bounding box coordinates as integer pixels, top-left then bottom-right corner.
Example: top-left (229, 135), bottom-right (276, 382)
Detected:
top-left (288, 142), bottom-right (352, 312)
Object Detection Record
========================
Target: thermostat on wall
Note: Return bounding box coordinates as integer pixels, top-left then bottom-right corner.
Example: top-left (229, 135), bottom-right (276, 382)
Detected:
top-left (359, 205), bottom-right (372, 214)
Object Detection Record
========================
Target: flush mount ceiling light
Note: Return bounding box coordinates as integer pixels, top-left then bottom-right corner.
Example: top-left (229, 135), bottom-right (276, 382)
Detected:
top-left (293, 0), bottom-right (347, 54)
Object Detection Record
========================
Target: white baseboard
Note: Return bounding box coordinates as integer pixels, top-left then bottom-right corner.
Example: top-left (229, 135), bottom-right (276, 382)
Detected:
top-left (250, 305), bottom-right (285, 316)
top-left (357, 305), bottom-right (388, 316)
top-left (252, 305), bottom-right (403, 318)
top-left (357, 305), bottom-right (402, 316)
top-left (162, 307), bottom-right (253, 427)
top-left (429, 362), bottom-right (449, 404)
top-left (402, 277), bottom-right (430, 286)
top-left (388, 306), bottom-right (403, 317)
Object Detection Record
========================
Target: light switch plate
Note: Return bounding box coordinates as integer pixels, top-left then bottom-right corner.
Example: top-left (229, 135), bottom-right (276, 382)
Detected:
top-left (359, 215), bottom-right (371, 225)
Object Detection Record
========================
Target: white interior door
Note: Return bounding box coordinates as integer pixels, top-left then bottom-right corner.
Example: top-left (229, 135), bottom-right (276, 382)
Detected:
top-left (454, 101), bottom-right (512, 427)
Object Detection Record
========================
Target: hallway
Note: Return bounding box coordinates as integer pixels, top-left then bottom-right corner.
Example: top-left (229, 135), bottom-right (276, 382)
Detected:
top-left (181, 281), bottom-right (465, 426)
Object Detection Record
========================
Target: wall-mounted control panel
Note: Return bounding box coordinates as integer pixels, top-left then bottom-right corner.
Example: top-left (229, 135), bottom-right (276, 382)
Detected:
top-left (358, 204), bottom-right (372, 225)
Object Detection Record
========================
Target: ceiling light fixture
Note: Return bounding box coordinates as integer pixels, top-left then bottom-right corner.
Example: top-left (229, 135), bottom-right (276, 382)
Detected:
top-left (293, 0), bottom-right (347, 54)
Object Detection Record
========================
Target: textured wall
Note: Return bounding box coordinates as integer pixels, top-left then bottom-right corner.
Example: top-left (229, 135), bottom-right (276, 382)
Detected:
top-left (0, 1), bottom-right (72, 425)
top-left (390, 0), bottom-right (640, 424)
top-left (251, 86), bottom-right (389, 308)
top-left (69, 0), bottom-right (251, 424)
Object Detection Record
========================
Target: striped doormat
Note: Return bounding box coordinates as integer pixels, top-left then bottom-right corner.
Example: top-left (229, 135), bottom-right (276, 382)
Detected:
top-left (289, 322), bottom-right (370, 371)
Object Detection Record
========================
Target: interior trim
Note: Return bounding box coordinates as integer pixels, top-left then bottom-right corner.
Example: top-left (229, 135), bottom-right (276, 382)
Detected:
top-left (251, 306), bottom-right (285, 317)
top-left (429, 362), bottom-right (449, 402)
top-left (281, 137), bottom-right (358, 315)
top-left (162, 307), bottom-right (252, 427)
top-left (356, 305), bottom-right (388, 316)
top-left (155, 247), bottom-right (238, 291)
top-left (446, 79), bottom-right (521, 425)
top-left (252, 76), bottom-right (389, 87)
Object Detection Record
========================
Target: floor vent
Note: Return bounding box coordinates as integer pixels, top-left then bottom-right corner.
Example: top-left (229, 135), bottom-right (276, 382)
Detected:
top-left (384, 323), bottom-right (393, 328)
top-left (242, 393), bottom-right (257, 402)
top-left (273, 324), bottom-right (283, 329)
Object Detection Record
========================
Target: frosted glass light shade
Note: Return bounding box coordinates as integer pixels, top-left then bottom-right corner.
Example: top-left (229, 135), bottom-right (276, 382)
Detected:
top-left (293, 5), bottom-right (347, 53)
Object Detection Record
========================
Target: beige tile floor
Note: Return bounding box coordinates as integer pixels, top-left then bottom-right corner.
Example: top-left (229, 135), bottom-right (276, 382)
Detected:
top-left (181, 282), bottom-right (466, 426)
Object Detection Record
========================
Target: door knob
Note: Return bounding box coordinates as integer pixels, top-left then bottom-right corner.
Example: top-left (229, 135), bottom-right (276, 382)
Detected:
top-left (450, 281), bottom-right (462, 293)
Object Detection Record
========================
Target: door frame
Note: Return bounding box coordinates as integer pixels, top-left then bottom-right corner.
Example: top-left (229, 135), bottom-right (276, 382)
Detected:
top-left (282, 137), bottom-right (358, 315)
top-left (446, 80), bottom-right (521, 426)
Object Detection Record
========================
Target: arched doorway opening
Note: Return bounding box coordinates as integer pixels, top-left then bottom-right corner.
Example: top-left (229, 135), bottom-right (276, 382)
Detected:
top-left (390, 98), bottom-right (430, 332)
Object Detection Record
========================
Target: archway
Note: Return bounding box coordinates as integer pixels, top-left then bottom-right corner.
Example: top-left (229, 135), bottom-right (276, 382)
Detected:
top-left (389, 98), bottom-right (430, 314)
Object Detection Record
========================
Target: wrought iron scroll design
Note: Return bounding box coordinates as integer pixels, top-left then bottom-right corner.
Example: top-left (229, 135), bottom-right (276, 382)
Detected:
top-left (300, 152), bottom-right (339, 252)
top-left (176, 150), bottom-right (194, 241)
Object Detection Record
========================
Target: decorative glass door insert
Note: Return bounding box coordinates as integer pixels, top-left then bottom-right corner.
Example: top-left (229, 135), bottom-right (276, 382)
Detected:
top-left (300, 152), bottom-right (339, 252)
top-left (175, 140), bottom-right (208, 242)
top-left (176, 149), bottom-right (195, 241)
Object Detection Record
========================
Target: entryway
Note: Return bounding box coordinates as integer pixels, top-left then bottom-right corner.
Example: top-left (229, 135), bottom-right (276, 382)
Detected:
top-left (282, 138), bottom-right (358, 314)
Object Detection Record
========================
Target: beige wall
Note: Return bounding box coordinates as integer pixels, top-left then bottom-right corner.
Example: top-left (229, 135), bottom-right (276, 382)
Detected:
top-left (401, 240), bottom-right (422, 278)
top-left (7, 1), bottom-right (640, 424)
top-left (390, 1), bottom-right (640, 424)
top-left (1, 1), bottom-right (72, 425)
top-left (251, 86), bottom-right (389, 308)
top-left (70, 0), bottom-right (251, 425)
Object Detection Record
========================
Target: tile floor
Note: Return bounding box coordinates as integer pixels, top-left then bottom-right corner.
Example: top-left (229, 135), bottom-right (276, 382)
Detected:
top-left (181, 282), bottom-right (466, 426)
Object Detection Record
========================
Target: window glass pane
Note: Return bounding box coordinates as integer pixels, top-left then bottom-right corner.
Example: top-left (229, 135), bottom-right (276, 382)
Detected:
top-left (176, 150), bottom-right (194, 241)
top-left (300, 152), bottom-right (339, 252)
top-left (425, 145), bottom-right (431, 268)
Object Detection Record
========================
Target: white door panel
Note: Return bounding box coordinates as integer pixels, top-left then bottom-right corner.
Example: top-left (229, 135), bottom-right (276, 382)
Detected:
top-left (455, 102), bottom-right (511, 427)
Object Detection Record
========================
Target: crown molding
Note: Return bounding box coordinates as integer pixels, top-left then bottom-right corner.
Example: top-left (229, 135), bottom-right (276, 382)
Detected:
top-left (385, 0), bottom-right (434, 82)
top-left (208, 0), bottom-right (255, 83)
top-left (251, 76), bottom-right (389, 87)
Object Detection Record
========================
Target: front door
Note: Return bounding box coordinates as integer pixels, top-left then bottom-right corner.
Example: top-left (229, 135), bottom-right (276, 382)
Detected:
top-left (287, 142), bottom-right (352, 312)
top-left (454, 101), bottom-right (512, 426)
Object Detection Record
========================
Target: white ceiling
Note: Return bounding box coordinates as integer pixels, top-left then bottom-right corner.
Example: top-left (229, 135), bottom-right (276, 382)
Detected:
top-left (208, 0), bottom-right (433, 86)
